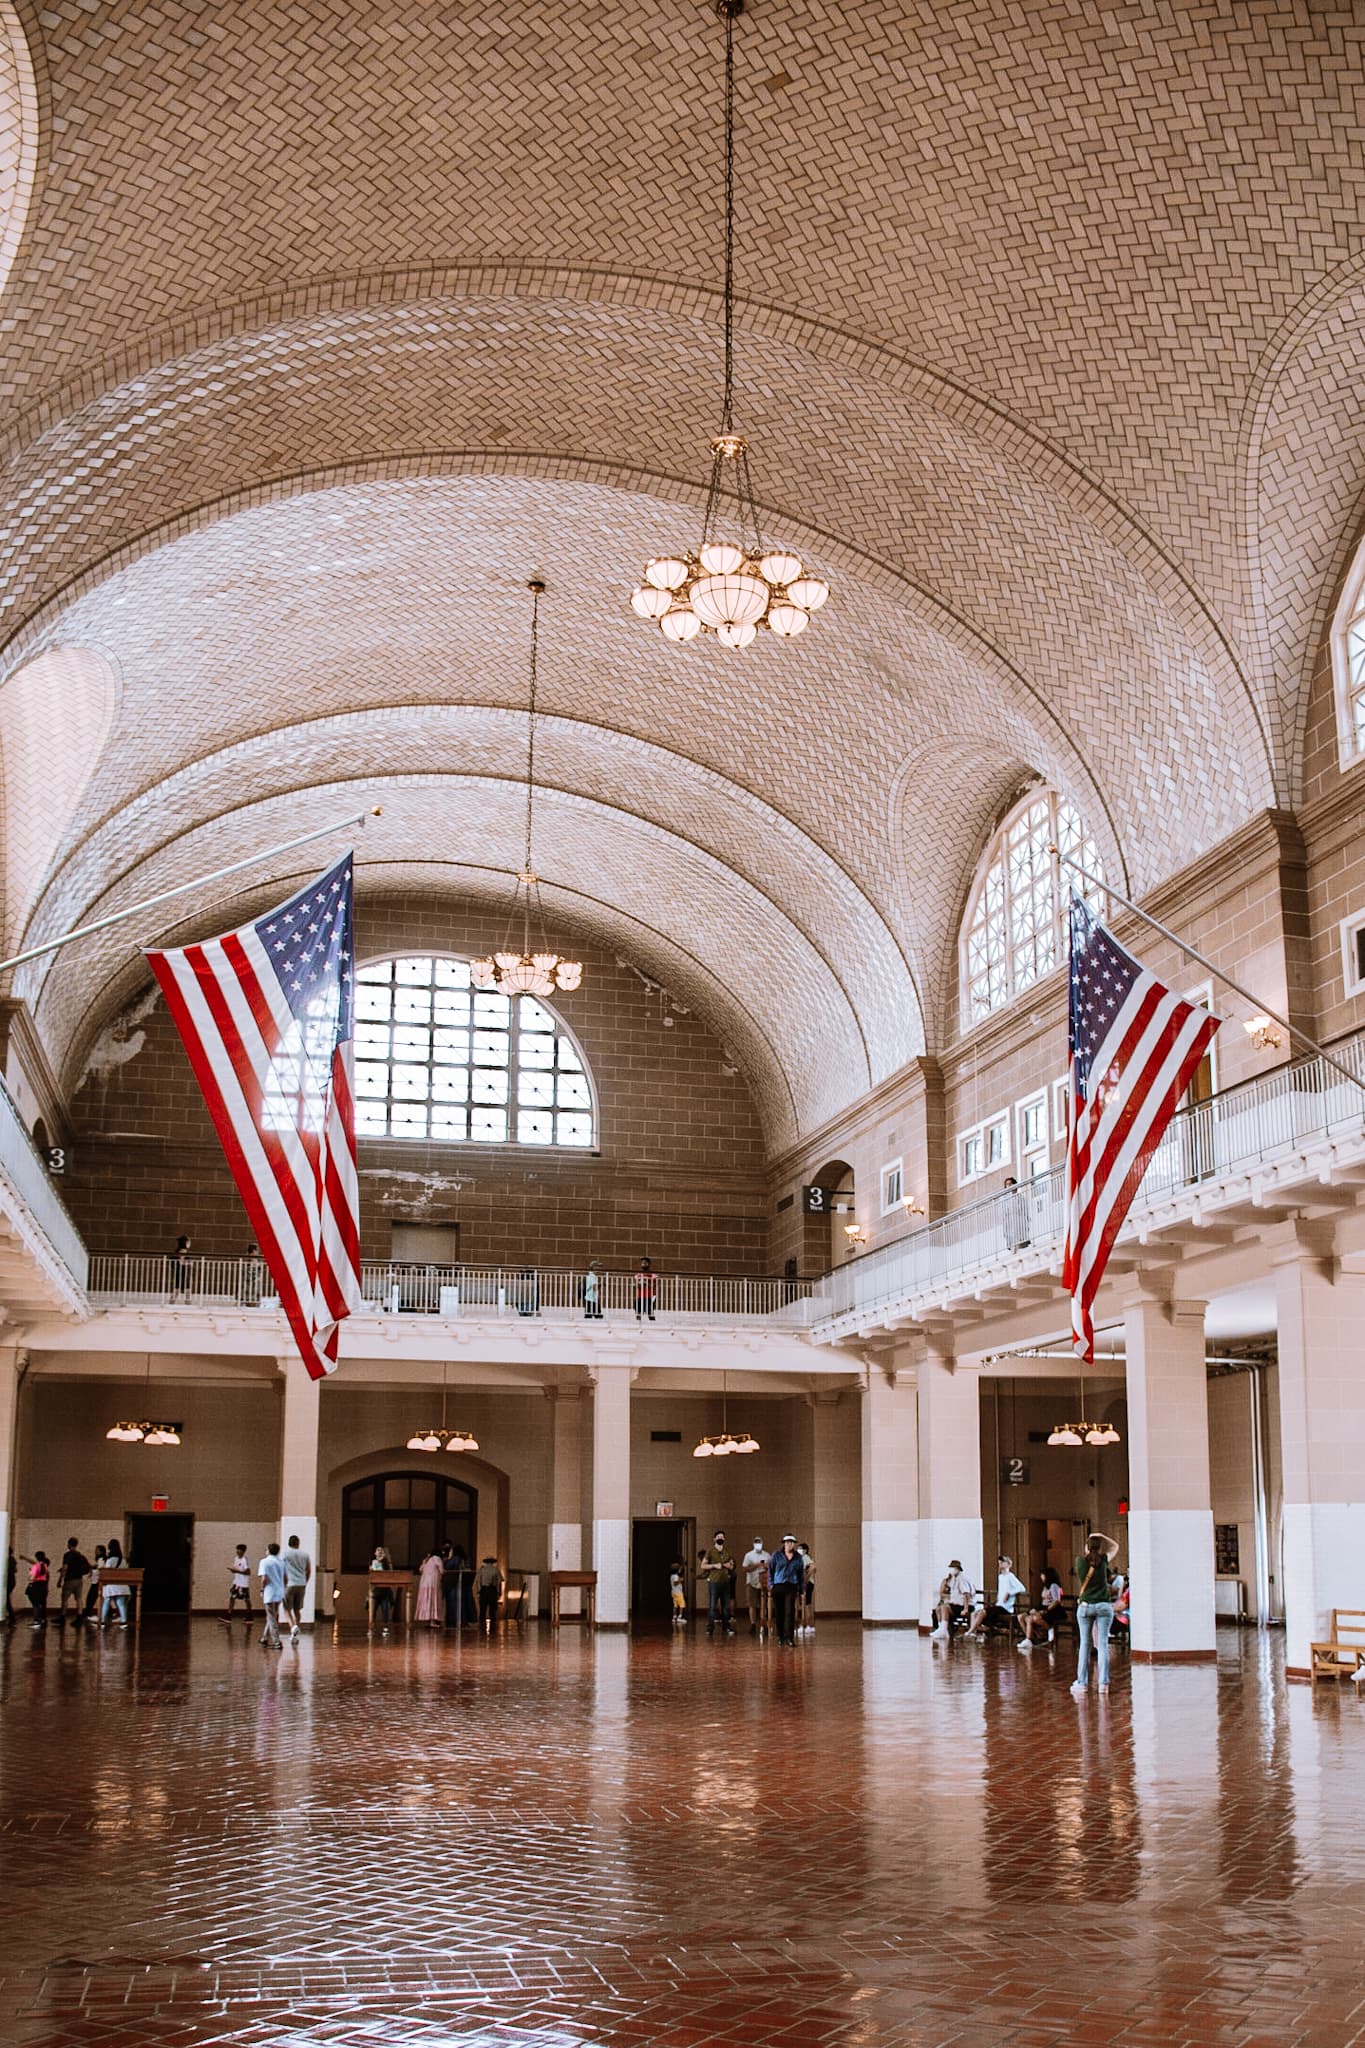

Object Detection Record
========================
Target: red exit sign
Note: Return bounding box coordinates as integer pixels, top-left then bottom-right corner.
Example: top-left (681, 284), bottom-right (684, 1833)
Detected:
top-left (150, 1495), bottom-right (170, 1513)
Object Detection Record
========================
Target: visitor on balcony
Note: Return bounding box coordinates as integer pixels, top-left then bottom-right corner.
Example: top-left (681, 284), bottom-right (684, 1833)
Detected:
top-left (582, 1260), bottom-right (604, 1320)
top-left (168, 1233), bottom-right (193, 1301)
top-left (634, 1257), bottom-right (657, 1321)
top-left (1001, 1179), bottom-right (1031, 1251)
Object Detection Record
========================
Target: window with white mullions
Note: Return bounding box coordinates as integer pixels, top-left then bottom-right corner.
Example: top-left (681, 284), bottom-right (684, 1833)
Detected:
top-left (961, 790), bottom-right (1105, 1027)
top-left (352, 955), bottom-right (596, 1148)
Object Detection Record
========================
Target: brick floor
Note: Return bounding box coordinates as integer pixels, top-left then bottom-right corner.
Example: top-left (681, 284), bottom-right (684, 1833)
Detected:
top-left (1, 1620), bottom-right (1362, 2048)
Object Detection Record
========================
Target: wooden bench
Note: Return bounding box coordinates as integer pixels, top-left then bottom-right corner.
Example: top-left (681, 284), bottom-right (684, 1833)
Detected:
top-left (1311, 1608), bottom-right (1365, 1684)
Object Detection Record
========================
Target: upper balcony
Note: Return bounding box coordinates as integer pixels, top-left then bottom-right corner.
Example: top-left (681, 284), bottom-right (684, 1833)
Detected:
top-left (0, 1076), bottom-right (87, 1317)
top-left (812, 1030), bottom-right (1365, 1343)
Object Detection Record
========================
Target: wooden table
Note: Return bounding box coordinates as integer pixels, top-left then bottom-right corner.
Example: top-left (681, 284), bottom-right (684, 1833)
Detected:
top-left (366, 1570), bottom-right (415, 1632)
top-left (549, 1570), bottom-right (597, 1630)
top-left (89, 1566), bottom-right (145, 1637)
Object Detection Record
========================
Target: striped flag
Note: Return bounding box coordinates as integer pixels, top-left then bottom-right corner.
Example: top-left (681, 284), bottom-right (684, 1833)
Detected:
top-left (1063, 894), bottom-right (1218, 1361)
top-left (147, 854), bottom-right (363, 1379)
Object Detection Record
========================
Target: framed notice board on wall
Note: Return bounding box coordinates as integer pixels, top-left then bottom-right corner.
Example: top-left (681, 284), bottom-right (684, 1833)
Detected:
top-left (1214, 1524), bottom-right (1240, 1575)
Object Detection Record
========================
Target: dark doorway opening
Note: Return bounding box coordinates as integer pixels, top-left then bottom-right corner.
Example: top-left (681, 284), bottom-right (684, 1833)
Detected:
top-left (127, 1512), bottom-right (194, 1613)
top-left (632, 1516), bottom-right (695, 1625)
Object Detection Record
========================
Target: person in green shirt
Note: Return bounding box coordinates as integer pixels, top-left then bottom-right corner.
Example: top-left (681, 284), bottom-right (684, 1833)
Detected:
top-left (1070, 1531), bottom-right (1119, 1697)
top-left (699, 1531), bottom-right (737, 1637)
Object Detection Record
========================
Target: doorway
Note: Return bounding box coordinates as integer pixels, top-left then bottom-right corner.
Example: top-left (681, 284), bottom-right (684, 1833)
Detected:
top-left (632, 1516), bottom-right (695, 1624)
top-left (127, 1512), bottom-right (194, 1613)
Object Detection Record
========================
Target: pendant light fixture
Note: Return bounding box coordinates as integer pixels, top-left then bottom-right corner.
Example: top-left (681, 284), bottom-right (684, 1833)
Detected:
top-left (407, 1356), bottom-right (479, 1454)
top-left (693, 1369), bottom-right (760, 1457)
top-left (631, 0), bottom-right (829, 649)
top-left (107, 1353), bottom-right (183, 1445)
top-left (1047, 1373), bottom-right (1121, 1448)
top-left (471, 580), bottom-right (584, 999)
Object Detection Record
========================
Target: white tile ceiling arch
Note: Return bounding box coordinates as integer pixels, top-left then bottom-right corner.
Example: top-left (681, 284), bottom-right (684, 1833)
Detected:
top-left (0, 644), bottom-right (116, 960)
top-left (0, 294), bottom-right (1274, 870)
top-left (41, 776), bottom-right (880, 1150)
top-left (28, 702), bottom-right (921, 1085)
top-left (0, 0), bottom-right (37, 311)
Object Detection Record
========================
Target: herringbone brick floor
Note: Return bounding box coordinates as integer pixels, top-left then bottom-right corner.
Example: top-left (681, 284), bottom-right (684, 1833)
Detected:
top-left (1, 1619), bottom-right (1361, 2048)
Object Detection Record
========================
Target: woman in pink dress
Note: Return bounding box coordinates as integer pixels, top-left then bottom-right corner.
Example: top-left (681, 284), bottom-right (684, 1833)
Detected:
top-left (415, 1550), bottom-right (444, 1628)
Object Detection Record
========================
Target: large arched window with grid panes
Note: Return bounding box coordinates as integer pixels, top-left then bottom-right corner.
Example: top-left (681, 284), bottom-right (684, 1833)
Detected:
top-left (961, 791), bottom-right (1105, 1027)
top-left (353, 956), bottom-right (596, 1147)
top-left (1331, 540), bottom-right (1365, 767)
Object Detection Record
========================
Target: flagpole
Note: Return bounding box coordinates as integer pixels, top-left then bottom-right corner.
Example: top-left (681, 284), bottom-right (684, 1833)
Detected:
top-left (0, 808), bottom-right (383, 976)
top-left (1051, 843), bottom-right (1365, 1093)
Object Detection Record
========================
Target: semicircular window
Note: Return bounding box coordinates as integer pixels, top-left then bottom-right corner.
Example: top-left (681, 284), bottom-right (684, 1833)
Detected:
top-left (961, 792), bottom-right (1105, 1026)
top-left (353, 955), bottom-right (596, 1148)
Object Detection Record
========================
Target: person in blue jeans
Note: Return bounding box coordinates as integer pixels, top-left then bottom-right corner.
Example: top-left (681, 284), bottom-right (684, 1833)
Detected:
top-left (769, 1534), bottom-right (805, 1647)
top-left (1070, 1531), bottom-right (1119, 1697)
top-left (700, 1532), bottom-right (737, 1636)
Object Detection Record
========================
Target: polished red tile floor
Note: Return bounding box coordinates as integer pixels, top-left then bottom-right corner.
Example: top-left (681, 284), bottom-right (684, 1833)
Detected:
top-left (2, 1618), bottom-right (1363, 2047)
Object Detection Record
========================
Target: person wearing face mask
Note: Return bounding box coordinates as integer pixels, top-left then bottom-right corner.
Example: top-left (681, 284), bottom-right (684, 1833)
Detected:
top-left (741, 1537), bottom-right (769, 1634)
top-left (769, 1535), bottom-right (804, 1648)
top-left (699, 1531), bottom-right (737, 1636)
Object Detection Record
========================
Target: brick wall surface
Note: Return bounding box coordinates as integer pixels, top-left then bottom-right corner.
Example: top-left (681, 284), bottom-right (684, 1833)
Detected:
top-left (61, 894), bottom-right (772, 1277)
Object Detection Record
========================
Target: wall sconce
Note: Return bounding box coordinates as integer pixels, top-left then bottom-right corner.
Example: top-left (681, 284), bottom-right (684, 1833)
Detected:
top-left (843, 1223), bottom-right (866, 1251)
top-left (1243, 1014), bottom-right (1283, 1052)
top-left (901, 1195), bottom-right (926, 1218)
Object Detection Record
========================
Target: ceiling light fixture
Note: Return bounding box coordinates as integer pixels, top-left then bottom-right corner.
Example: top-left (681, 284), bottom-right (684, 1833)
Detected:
top-left (631, 0), bottom-right (829, 649)
top-left (106, 1354), bottom-right (184, 1445)
top-left (406, 1357), bottom-right (479, 1454)
top-left (471, 580), bottom-right (583, 1000)
top-left (1047, 1374), bottom-right (1121, 1449)
top-left (694, 1369), bottom-right (760, 1457)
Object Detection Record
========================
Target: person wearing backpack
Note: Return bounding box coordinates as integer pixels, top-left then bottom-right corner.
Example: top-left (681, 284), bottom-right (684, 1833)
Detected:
top-left (1070, 1532), bottom-right (1119, 1698)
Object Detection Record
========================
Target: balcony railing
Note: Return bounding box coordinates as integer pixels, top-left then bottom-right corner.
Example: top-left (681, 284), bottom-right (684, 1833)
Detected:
top-left (86, 1255), bottom-right (815, 1324)
top-left (0, 1078), bottom-right (87, 1293)
top-left (816, 1031), bottom-right (1365, 1332)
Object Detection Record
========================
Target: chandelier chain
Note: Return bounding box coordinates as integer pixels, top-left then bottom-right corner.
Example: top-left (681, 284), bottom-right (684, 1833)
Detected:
top-left (721, 0), bottom-right (735, 433)
top-left (524, 580), bottom-right (539, 878)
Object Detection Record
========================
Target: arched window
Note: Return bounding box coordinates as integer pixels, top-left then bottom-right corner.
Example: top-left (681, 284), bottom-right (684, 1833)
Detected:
top-left (342, 1471), bottom-right (476, 1572)
top-left (961, 792), bottom-right (1105, 1026)
top-left (1331, 541), bottom-right (1365, 766)
top-left (353, 955), bottom-right (596, 1147)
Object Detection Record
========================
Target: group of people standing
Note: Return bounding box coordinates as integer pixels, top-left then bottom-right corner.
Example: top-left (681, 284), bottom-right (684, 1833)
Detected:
top-left (931, 1534), bottom-right (1130, 1695)
top-left (367, 1544), bottom-right (504, 1634)
top-left (8, 1537), bottom-right (133, 1629)
top-left (675, 1531), bottom-right (817, 1648)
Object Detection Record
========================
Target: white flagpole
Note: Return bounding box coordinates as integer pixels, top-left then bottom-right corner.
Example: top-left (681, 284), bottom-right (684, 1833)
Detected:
top-left (0, 807), bottom-right (382, 976)
top-left (1052, 843), bottom-right (1365, 1094)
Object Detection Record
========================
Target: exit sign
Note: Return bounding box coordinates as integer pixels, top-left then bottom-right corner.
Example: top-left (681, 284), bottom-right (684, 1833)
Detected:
top-left (150, 1495), bottom-right (170, 1513)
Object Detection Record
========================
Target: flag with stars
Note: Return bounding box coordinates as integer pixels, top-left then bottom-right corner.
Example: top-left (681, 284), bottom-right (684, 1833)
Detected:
top-left (1063, 893), bottom-right (1218, 1361)
top-left (147, 854), bottom-right (363, 1380)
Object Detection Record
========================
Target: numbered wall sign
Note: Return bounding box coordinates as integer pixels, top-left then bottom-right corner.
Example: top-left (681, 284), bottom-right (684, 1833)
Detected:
top-left (1001, 1456), bottom-right (1029, 1487)
top-left (44, 1145), bottom-right (66, 1175)
top-left (802, 1185), bottom-right (828, 1213)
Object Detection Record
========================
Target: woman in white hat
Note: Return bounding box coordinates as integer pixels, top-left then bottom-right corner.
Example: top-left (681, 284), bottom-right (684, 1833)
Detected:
top-left (1070, 1531), bottom-right (1120, 1698)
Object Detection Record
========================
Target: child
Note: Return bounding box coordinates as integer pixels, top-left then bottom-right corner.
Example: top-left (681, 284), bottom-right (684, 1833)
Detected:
top-left (670, 1560), bottom-right (687, 1625)
top-left (24, 1551), bottom-right (49, 1629)
top-left (228, 1543), bottom-right (252, 1619)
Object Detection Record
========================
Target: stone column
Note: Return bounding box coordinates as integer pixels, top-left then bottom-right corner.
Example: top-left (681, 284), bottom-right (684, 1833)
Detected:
top-left (0, 1346), bottom-right (20, 1621)
top-left (1274, 1237), bottom-right (1365, 1676)
top-left (860, 1358), bottom-right (919, 1624)
top-left (915, 1338), bottom-right (983, 1624)
top-left (590, 1364), bottom-right (633, 1627)
top-left (1124, 1294), bottom-right (1214, 1660)
top-left (547, 1385), bottom-right (585, 1618)
top-left (278, 1355), bottom-right (321, 1624)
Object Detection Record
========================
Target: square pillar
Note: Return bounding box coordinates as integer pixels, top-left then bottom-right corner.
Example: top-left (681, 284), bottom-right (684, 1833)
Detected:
top-left (915, 1339), bottom-right (982, 1624)
top-left (0, 1346), bottom-right (20, 1620)
top-left (590, 1364), bottom-right (633, 1627)
top-left (278, 1355), bottom-right (321, 1624)
top-left (1274, 1240), bottom-right (1365, 1676)
top-left (1124, 1296), bottom-right (1214, 1660)
top-left (547, 1386), bottom-right (585, 1617)
top-left (861, 1359), bottom-right (919, 1624)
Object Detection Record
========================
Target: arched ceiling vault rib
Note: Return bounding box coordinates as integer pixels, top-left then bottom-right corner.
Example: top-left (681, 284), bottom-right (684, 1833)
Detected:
top-left (0, 259), bottom-right (1269, 737)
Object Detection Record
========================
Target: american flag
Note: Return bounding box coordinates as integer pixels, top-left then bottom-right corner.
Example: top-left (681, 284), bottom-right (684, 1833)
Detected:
top-left (1063, 894), bottom-right (1218, 1361)
top-left (147, 854), bottom-right (363, 1380)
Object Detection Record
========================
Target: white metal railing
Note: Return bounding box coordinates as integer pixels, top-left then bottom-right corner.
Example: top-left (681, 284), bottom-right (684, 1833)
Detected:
top-left (0, 1078), bottom-right (87, 1291)
top-left (817, 1031), bottom-right (1365, 1328)
top-left (86, 1254), bottom-right (815, 1323)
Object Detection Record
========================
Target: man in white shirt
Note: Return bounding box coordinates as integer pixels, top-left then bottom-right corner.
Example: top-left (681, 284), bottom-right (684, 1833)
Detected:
top-left (741, 1539), bottom-right (768, 1634)
top-left (281, 1533), bottom-right (311, 1643)
top-left (966, 1556), bottom-right (1027, 1639)
top-left (257, 1542), bottom-right (286, 1649)
top-left (930, 1561), bottom-right (975, 1640)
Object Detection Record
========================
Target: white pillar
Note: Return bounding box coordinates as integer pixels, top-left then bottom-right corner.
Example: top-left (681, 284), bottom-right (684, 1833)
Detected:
top-left (916, 1339), bottom-right (982, 1623)
top-left (278, 1355), bottom-right (321, 1624)
top-left (0, 1346), bottom-right (20, 1621)
top-left (547, 1386), bottom-right (584, 1617)
top-left (590, 1364), bottom-right (633, 1627)
top-left (1124, 1295), bottom-right (1214, 1660)
top-left (861, 1359), bottom-right (919, 1623)
top-left (1274, 1239), bottom-right (1365, 1676)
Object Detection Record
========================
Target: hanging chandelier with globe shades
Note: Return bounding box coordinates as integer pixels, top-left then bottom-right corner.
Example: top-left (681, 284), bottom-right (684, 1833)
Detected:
top-left (406, 1358), bottom-right (479, 1454)
top-left (693, 1370), bottom-right (760, 1457)
top-left (470, 580), bottom-right (583, 1001)
top-left (631, 0), bottom-right (829, 651)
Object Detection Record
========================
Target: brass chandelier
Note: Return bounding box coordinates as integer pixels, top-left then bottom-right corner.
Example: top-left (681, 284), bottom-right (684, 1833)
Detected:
top-left (407, 1358), bottom-right (479, 1455)
top-left (630, 0), bottom-right (829, 650)
top-left (471, 580), bottom-right (583, 1000)
top-left (693, 1370), bottom-right (760, 1457)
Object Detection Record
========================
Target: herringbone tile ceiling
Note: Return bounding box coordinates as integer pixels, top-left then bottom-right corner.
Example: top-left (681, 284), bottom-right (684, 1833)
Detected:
top-left (2, 0), bottom-right (1363, 1128)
